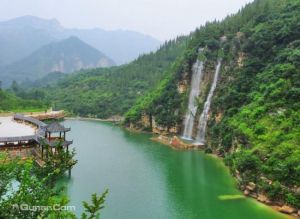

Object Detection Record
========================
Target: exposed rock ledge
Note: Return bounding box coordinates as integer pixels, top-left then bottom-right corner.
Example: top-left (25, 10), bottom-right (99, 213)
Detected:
top-left (151, 135), bottom-right (201, 150)
top-left (242, 182), bottom-right (300, 218)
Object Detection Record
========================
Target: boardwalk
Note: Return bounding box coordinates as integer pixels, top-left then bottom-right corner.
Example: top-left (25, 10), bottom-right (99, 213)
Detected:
top-left (0, 114), bottom-right (45, 146)
top-left (0, 116), bottom-right (35, 138)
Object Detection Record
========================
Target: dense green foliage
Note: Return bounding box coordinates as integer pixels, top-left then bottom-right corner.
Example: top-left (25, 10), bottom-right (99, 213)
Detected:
top-left (0, 88), bottom-right (48, 112)
top-left (25, 37), bottom-right (188, 118)
top-left (126, 0), bottom-right (300, 208)
top-left (210, 0), bottom-right (300, 207)
top-left (0, 145), bottom-right (107, 218)
top-left (81, 189), bottom-right (108, 219)
top-left (0, 147), bottom-right (78, 218)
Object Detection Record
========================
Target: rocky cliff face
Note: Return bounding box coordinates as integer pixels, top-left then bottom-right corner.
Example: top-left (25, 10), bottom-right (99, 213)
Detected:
top-left (125, 0), bottom-right (300, 214)
top-left (126, 47), bottom-right (229, 137)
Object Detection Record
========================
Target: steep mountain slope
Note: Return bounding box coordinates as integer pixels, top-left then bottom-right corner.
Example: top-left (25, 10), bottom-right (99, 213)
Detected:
top-left (0, 15), bottom-right (161, 66)
top-left (125, 0), bottom-right (300, 211)
top-left (22, 37), bottom-right (187, 118)
top-left (0, 37), bottom-right (114, 85)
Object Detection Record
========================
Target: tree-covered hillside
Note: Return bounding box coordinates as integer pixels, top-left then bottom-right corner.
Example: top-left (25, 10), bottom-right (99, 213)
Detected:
top-left (210, 0), bottom-right (300, 208)
top-left (23, 37), bottom-right (188, 118)
top-left (125, 0), bottom-right (300, 209)
top-left (13, 0), bottom-right (299, 210)
top-left (0, 88), bottom-right (47, 112)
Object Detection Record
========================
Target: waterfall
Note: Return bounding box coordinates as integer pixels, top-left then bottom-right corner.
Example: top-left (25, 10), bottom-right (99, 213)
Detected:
top-left (195, 59), bottom-right (222, 144)
top-left (182, 51), bottom-right (205, 140)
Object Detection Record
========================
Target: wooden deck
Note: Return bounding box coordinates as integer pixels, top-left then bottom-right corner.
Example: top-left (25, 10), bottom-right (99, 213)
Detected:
top-left (0, 114), bottom-right (45, 146)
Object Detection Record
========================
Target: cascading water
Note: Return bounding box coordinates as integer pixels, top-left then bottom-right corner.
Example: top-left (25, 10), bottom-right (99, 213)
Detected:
top-left (195, 59), bottom-right (222, 144)
top-left (182, 49), bottom-right (205, 140)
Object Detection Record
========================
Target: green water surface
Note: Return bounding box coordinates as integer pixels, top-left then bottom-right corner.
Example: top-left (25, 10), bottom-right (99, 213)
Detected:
top-left (62, 120), bottom-right (288, 219)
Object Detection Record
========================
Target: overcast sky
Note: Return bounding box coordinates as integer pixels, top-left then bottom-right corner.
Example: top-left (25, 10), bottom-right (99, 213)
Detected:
top-left (0, 0), bottom-right (253, 41)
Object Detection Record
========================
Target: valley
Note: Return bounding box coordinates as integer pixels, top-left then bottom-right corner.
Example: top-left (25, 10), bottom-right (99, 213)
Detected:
top-left (0, 0), bottom-right (299, 218)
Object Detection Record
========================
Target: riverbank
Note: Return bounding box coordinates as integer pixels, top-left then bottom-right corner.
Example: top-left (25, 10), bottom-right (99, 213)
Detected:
top-left (149, 133), bottom-right (299, 218)
top-left (66, 115), bottom-right (124, 123)
top-left (0, 109), bottom-right (65, 120)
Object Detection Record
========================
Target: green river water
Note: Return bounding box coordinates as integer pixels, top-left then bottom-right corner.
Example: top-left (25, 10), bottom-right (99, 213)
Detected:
top-left (61, 119), bottom-right (289, 219)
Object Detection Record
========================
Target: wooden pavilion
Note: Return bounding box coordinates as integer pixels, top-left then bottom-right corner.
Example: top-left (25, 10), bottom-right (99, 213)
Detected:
top-left (39, 122), bottom-right (73, 159)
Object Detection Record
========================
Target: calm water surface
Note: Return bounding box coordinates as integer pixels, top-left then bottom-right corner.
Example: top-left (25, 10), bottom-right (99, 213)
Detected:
top-left (61, 120), bottom-right (288, 219)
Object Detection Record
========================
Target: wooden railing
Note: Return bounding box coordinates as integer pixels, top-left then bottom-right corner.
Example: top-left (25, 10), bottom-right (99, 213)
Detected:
top-left (14, 114), bottom-right (46, 127)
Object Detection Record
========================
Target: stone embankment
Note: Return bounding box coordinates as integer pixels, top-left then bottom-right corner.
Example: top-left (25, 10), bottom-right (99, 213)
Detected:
top-left (242, 181), bottom-right (300, 218)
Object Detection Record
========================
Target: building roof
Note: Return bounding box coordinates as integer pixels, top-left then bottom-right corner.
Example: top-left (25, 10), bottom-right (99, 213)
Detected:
top-left (44, 122), bottom-right (70, 133)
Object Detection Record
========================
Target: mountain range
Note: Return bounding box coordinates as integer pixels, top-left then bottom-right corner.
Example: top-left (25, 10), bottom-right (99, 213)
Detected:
top-left (0, 16), bottom-right (161, 86)
top-left (0, 16), bottom-right (160, 66)
top-left (0, 36), bottom-right (114, 85)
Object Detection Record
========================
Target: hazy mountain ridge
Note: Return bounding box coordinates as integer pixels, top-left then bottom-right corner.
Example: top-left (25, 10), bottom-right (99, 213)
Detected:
top-left (0, 15), bottom-right (161, 66)
top-left (64, 28), bottom-right (161, 65)
top-left (0, 36), bottom-right (114, 86)
top-left (0, 25), bottom-right (55, 66)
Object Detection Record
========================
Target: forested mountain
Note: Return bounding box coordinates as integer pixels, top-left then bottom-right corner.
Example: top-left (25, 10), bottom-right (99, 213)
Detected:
top-left (125, 0), bottom-right (300, 210)
top-left (0, 16), bottom-right (160, 66)
top-left (0, 88), bottom-right (47, 112)
top-left (20, 37), bottom-right (188, 118)
top-left (22, 72), bottom-right (68, 88)
top-left (0, 36), bottom-right (114, 86)
top-left (9, 0), bottom-right (300, 212)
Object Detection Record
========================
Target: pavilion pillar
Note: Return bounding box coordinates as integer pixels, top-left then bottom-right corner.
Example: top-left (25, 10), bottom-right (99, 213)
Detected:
top-left (68, 167), bottom-right (71, 178)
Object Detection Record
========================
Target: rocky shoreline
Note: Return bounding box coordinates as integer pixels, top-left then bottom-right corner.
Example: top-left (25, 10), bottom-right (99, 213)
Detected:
top-left (151, 134), bottom-right (300, 218)
top-left (241, 181), bottom-right (299, 218)
top-left (151, 135), bottom-right (197, 150)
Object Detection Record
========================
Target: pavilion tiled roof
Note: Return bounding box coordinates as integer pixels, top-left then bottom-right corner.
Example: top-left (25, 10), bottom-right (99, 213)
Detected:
top-left (44, 122), bottom-right (70, 133)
